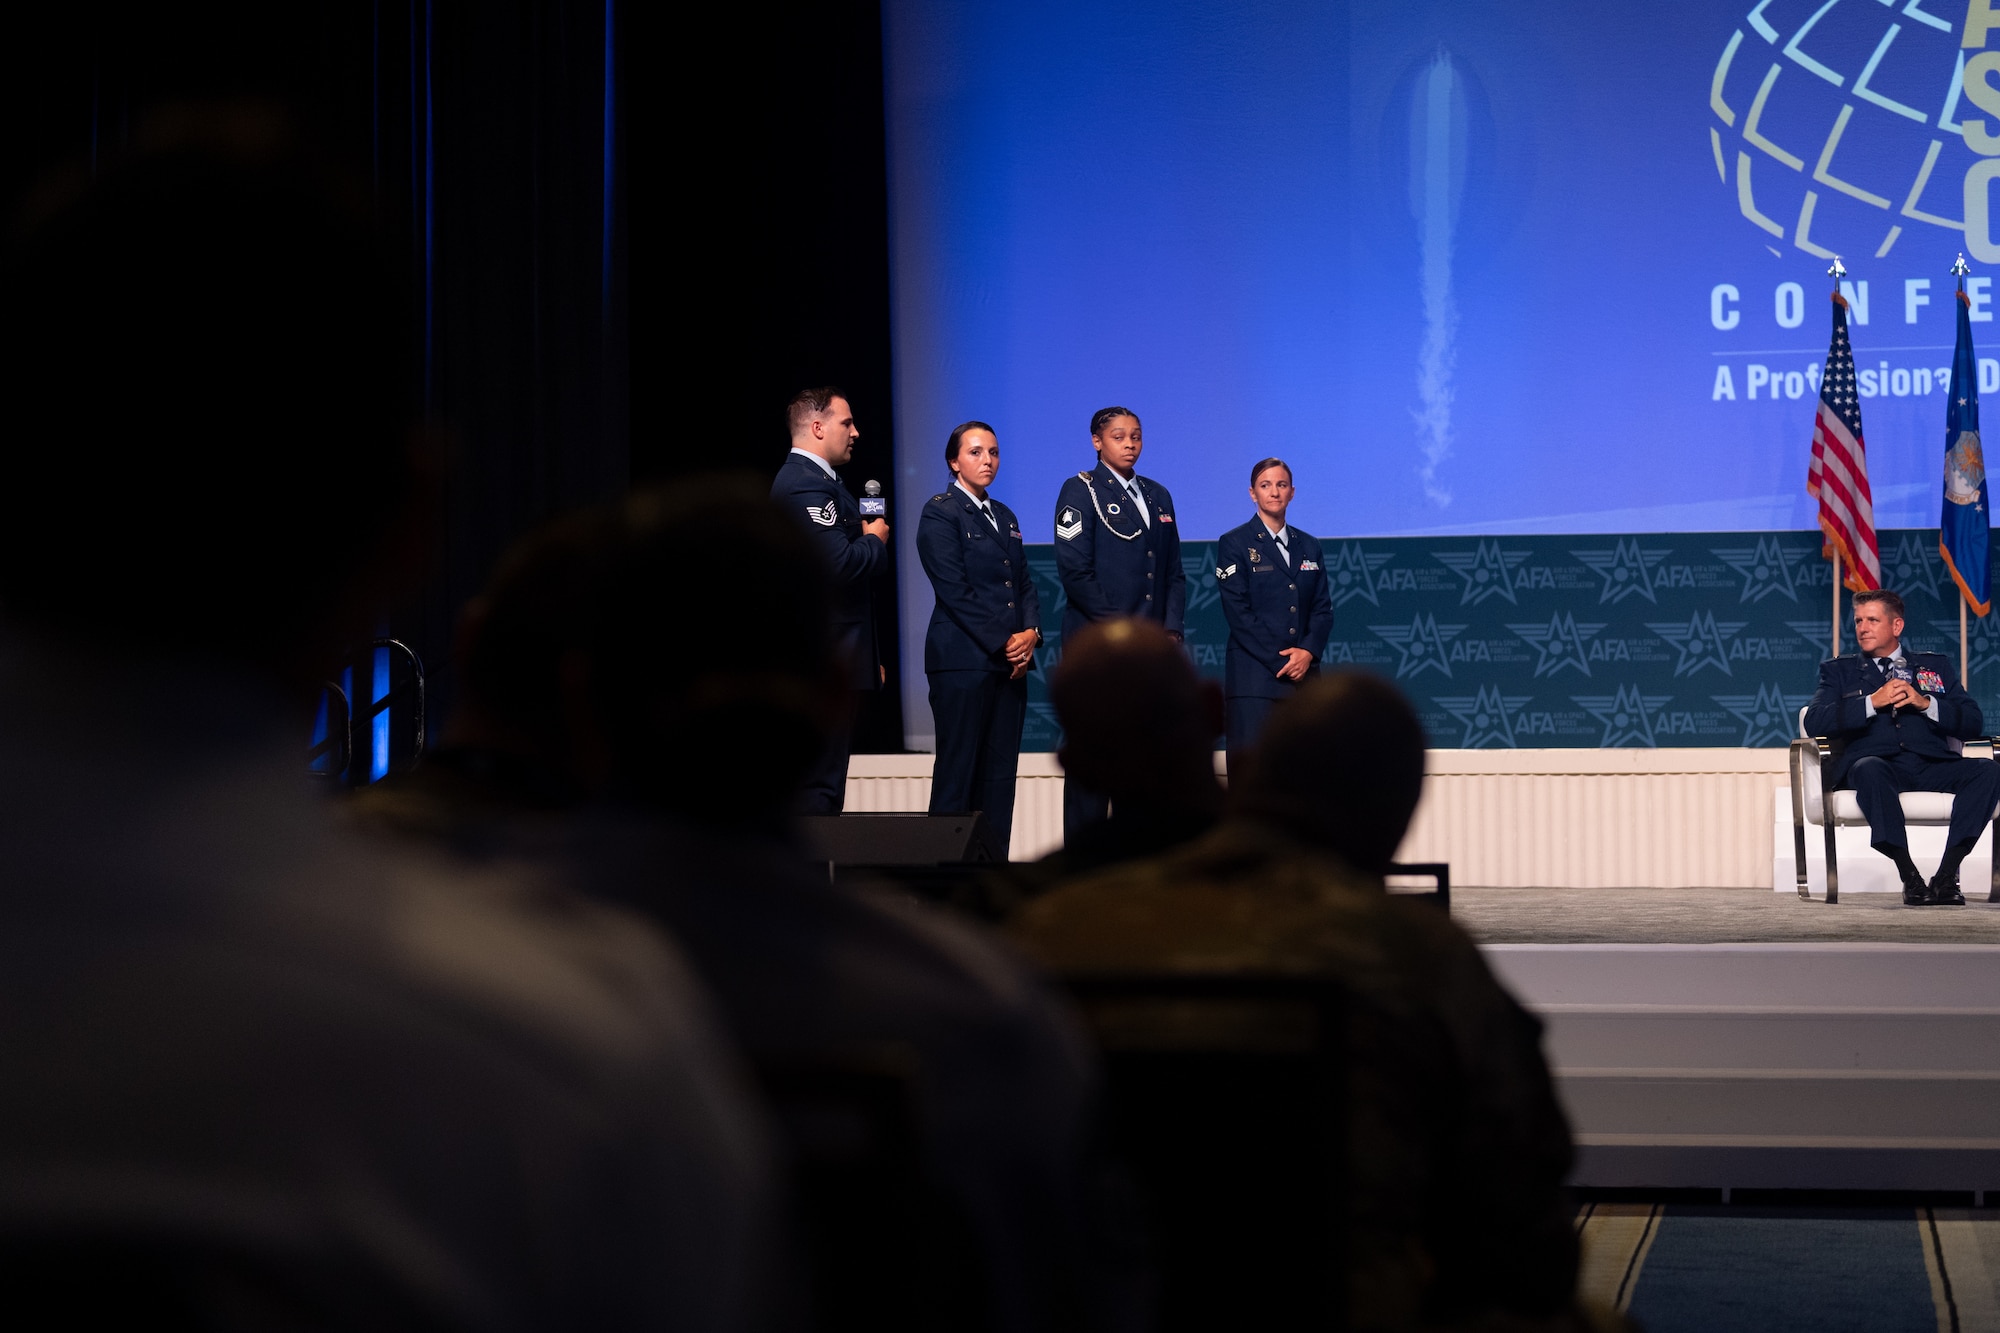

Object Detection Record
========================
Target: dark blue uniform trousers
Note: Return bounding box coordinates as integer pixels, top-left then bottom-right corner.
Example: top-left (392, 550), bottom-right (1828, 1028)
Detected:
top-left (1225, 696), bottom-right (1277, 784)
top-left (928, 670), bottom-right (1025, 859)
top-left (1063, 780), bottom-right (1109, 837)
top-left (1845, 751), bottom-right (2000, 852)
top-left (798, 720), bottom-right (855, 814)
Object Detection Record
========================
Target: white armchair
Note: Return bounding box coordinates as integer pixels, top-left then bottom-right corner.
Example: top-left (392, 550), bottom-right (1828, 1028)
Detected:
top-left (1788, 705), bottom-right (2000, 903)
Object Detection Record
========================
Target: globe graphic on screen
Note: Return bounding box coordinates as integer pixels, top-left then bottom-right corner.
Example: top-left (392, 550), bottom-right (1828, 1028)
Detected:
top-left (1710, 4), bottom-right (1973, 259)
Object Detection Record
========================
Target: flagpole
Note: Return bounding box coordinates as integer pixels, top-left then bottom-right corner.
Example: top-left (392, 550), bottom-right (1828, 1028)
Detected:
top-left (1829, 255), bottom-right (1847, 660)
top-left (1954, 253), bottom-right (1975, 679)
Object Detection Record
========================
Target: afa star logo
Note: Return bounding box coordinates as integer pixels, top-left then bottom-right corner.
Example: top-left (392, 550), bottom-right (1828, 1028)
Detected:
top-left (1932, 616), bottom-right (2000, 675)
top-left (1508, 612), bottom-right (1605, 678)
top-left (1647, 610), bottom-right (1749, 678)
top-left (1025, 701), bottom-right (1064, 746)
top-left (1571, 540), bottom-right (1671, 604)
top-left (1182, 553), bottom-right (1221, 614)
top-left (1710, 537), bottom-right (1805, 604)
top-left (1324, 542), bottom-right (1394, 607)
top-left (1882, 534), bottom-right (1943, 599)
top-left (1712, 683), bottom-right (1814, 747)
top-left (1572, 684), bottom-right (1674, 748)
top-left (1028, 554), bottom-right (1067, 622)
top-left (1434, 685), bottom-right (1533, 748)
top-left (1784, 620), bottom-right (1840, 656)
top-left (1433, 541), bottom-right (1531, 606)
top-left (1371, 614), bottom-right (1465, 680)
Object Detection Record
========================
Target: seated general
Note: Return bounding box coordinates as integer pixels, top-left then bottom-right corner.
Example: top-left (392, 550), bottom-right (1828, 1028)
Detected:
top-left (1803, 588), bottom-right (2000, 905)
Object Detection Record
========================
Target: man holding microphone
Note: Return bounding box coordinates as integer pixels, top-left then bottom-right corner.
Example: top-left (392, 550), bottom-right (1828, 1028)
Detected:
top-left (773, 386), bottom-right (889, 812)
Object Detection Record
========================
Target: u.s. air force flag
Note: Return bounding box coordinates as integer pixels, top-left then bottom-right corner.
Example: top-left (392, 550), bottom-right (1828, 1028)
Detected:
top-left (1942, 280), bottom-right (1991, 617)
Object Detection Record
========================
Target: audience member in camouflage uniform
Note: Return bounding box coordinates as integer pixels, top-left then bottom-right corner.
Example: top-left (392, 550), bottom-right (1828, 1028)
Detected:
top-left (1013, 671), bottom-right (1601, 1332)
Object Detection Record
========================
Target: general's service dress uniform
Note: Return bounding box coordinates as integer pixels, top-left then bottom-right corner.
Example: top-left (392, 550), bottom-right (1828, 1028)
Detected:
top-left (772, 448), bottom-right (886, 813)
top-left (1803, 648), bottom-right (1999, 862)
top-left (1052, 463), bottom-right (1187, 831)
top-left (916, 482), bottom-right (1039, 859)
top-left (1214, 516), bottom-right (1334, 775)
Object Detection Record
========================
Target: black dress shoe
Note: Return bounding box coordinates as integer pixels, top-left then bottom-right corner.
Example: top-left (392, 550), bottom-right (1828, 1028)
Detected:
top-left (1932, 882), bottom-right (1968, 906)
top-left (1904, 885), bottom-right (1935, 906)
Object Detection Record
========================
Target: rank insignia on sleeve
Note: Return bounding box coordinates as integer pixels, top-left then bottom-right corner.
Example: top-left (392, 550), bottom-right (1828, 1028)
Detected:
top-left (1918, 669), bottom-right (1945, 694)
top-left (1056, 508), bottom-right (1083, 541)
top-left (1216, 564), bottom-right (1237, 579)
top-left (806, 501), bottom-right (839, 527)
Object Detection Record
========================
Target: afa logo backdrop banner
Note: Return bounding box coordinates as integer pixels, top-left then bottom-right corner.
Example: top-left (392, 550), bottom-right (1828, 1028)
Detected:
top-left (1019, 530), bottom-right (2000, 751)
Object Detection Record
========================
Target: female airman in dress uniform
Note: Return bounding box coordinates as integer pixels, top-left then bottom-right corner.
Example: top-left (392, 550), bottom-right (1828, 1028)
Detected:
top-left (916, 421), bottom-right (1040, 858)
top-left (1214, 457), bottom-right (1334, 777)
top-left (1050, 406), bottom-right (1186, 831)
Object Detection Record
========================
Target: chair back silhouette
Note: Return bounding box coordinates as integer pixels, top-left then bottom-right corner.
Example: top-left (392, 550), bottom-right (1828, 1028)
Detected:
top-left (1059, 971), bottom-right (1347, 1333)
top-left (307, 679), bottom-right (351, 779)
top-left (0, 1229), bottom-right (461, 1331)
top-left (315, 639), bottom-right (426, 786)
top-left (755, 1049), bottom-right (983, 1333)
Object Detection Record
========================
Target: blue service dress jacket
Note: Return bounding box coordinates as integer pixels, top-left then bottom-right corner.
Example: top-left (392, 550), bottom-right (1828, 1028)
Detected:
top-left (1214, 518), bottom-right (1335, 699)
top-left (1051, 463), bottom-right (1186, 642)
top-left (917, 488), bottom-right (1040, 672)
top-left (1802, 651), bottom-right (1985, 787)
top-left (771, 451), bottom-right (887, 689)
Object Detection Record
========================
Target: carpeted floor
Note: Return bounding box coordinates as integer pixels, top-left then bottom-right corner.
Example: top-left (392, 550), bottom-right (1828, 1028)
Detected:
top-left (1452, 888), bottom-right (2000, 945)
top-left (1578, 1202), bottom-right (2000, 1331)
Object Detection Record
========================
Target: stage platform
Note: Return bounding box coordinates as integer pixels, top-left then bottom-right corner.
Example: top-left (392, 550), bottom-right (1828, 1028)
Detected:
top-left (1461, 891), bottom-right (2000, 1197)
top-left (1457, 886), bottom-right (2000, 945)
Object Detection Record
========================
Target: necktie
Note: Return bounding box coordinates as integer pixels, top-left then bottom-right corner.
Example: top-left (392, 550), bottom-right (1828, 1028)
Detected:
top-left (1124, 479), bottom-right (1150, 527)
top-left (977, 501), bottom-right (999, 533)
top-left (1274, 529), bottom-right (1290, 566)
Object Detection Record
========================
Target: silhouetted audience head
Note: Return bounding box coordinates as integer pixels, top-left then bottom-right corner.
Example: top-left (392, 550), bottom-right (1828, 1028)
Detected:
top-left (1233, 671), bottom-right (1426, 875)
top-left (1052, 618), bottom-right (1223, 811)
top-left (450, 509), bottom-right (611, 777)
top-left (583, 477), bottom-right (844, 820)
top-left (0, 105), bottom-right (417, 676)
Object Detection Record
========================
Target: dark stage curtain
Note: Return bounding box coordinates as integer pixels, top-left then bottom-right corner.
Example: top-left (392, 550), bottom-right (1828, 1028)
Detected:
top-left (0, 1), bottom-right (627, 730)
top-left (634, 0), bottom-right (905, 750)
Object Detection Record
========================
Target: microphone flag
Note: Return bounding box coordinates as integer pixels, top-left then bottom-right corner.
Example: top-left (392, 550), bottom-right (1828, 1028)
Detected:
top-left (1807, 290), bottom-right (1880, 592)
top-left (1941, 286), bottom-right (1991, 616)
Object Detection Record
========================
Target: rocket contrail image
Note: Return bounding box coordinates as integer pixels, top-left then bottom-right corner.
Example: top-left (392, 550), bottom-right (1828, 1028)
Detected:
top-left (1413, 49), bottom-right (1458, 508)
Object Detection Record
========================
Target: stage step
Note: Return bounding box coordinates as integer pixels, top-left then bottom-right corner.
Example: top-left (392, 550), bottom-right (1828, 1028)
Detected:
top-left (1541, 1008), bottom-right (2000, 1070)
top-left (1482, 944), bottom-right (2000, 1192)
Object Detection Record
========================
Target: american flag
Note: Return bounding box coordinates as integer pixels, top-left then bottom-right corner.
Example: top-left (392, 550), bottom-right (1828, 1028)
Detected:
top-left (1807, 292), bottom-right (1881, 591)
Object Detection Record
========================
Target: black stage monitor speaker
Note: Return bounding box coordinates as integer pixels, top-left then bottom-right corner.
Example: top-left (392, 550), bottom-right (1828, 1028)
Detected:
top-left (1384, 862), bottom-right (1450, 912)
top-left (797, 812), bottom-right (999, 869)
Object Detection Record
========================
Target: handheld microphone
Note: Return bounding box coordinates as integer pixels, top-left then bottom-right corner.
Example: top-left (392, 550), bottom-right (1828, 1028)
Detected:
top-left (860, 479), bottom-right (887, 517)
